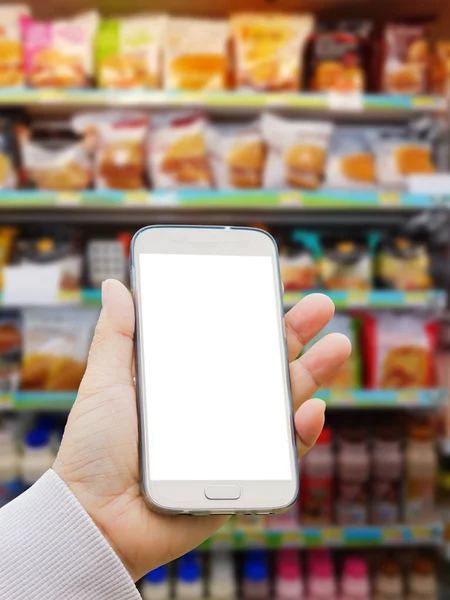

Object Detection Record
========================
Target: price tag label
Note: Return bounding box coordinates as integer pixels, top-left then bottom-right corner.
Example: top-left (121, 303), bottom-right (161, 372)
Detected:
top-left (347, 291), bottom-right (368, 307)
top-left (328, 92), bottom-right (363, 112)
top-left (279, 191), bottom-right (303, 206)
top-left (57, 192), bottom-right (81, 206)
top-left (125, 191), bottom-right (149, 205)
top-left (383, 527), bottom-right (403, 544)
top-left (322, 527), bottom-right (342, 545)
top-left (380, 192), bottom-right (401, 206)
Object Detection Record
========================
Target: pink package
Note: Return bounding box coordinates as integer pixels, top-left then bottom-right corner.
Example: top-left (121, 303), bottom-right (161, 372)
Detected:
top-left (21, 11), bottom-right (99, 88)
top-left (340, 558), bottom-right (370, 600)
top-left (275, 550), bottom-right (304, 600)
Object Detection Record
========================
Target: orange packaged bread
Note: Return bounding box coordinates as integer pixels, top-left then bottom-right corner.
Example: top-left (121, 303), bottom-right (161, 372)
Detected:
top-left (307, 21), bottom-right (373, 93)
top-left (208, 123), bottom-right (265, 189)
top-left (149, 113), bottom-right (212, 189)
top-left (0, 5), bottom-right (29, 87)
top-left (381, 21), bottom-right (432, 94)
top-left (375, 138), bottom-right (436, 190)
top-left (231, 13), bottom-right (314, 91)
top-left (363, 313), bottom-right (438, 389)
top-left (326, 127), bottom-right (376, 189)
top-left (21, 11), bottom-right (99, 88)
top-left (96, 15), bottom-right (166, 89)
top-left (164, 18), bottom-right (228, 91)
top-left (262, 114), bottom-right (333, 190)
top-left (431, 42), bottom-right (450, 96)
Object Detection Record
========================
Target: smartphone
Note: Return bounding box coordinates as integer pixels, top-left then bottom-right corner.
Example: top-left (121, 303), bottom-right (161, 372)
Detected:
top-left (131, 225), bottom-right (298, 515)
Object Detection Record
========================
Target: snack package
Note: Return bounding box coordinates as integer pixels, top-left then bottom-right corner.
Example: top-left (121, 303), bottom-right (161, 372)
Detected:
top-left (320, 234), bottom-right (378, 290)
top-left (164, 18), bottom-right (227, 91)
top-left (0, 5), bottom-right (29, 86)
top-left (0, 116), bottom-right (19, 190)
top-left (307, 20), bottom-right (372, 92)
top-left (326, 127), bottom-right (376, 189)
top-left (279, 230), bottom-right (321, 291)
top-left (73, 112), bottom-right (148, 190)
top-left (0, 311), bottom-right (21, 392)
top-left (231, 13), bottom-right (314, 91)
top-left (374, 138), bottom-right (436, 190)
top-left (0, 227), bottom-right (18, 290)
top-left (262, 114), bottom-right (333, 190)
top-left (13, 230), bottom-right (82, 291)
top-left (304, 314), bottom-right (361, 388)
top-left (21, 308), bottom-right (98, 391)
top-left (207, 123), bottom-right (265, 189)
top-left (149, 113), bottom-right (212, 189)
top-left (381, 21), bottom-right (432, 94)
top-left (363, 313), bottom-right (438, 388)
top-left (21, 11), bottom-right (99, 88)
top-left (96, 15), bottom-right (166, 89)
top-left (431, 42), bottom-right (450, 96)
top-left (377, 235), bottom-right (433, 290)
top-left (17, 123), bottom-right (92, 191)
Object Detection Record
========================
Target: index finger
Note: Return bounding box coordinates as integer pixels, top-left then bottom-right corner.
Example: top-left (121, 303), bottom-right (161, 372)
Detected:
top-left (284, 293), bottom-right (335, 362)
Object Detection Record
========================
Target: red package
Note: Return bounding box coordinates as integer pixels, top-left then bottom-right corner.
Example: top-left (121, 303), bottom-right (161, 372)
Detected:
top-left (381, 21), bottom-right (432, 94)
top-left (363, 313), bottom-right (438, 389)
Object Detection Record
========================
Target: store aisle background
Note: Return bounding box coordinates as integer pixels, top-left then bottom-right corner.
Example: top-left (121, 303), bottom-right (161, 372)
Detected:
top-left (0, 0), bottom-right (450, 597)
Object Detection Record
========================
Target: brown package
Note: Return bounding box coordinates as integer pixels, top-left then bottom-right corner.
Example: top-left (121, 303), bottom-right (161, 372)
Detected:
top-left (381, 22), bottom-right (432, 94)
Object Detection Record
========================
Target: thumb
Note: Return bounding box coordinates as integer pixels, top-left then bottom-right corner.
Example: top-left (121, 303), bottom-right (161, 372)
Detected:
top-left (79, 279), bottom-right (135, 396)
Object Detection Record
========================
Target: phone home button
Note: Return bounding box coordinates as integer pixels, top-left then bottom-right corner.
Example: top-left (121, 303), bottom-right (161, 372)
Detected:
top-left (205, 485), bottom-right (241, 500)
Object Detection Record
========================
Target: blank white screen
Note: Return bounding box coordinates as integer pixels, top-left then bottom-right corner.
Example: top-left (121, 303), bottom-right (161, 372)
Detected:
top-left (139, 253), bottom-right (292, 481)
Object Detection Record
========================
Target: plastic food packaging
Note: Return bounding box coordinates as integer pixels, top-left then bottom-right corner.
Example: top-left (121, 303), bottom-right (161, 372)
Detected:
top-left (279, 230), bottom-right (320, 291)
top-left (431, 42), bottom-right (450, 96)
top-left (164, 18), bottom-right (228, 91)
top-left (0, 311), bottom-right (21, 393)
top-left (262, 114), bottom-right (333, 190)
top-left (87, 239), bottom-right (128, 288)
top-left (21, 11), bottom-right (99, 88)
top-left (377, 235), bottom-right (433, 290)
top-left (0, 5), bottom-right (29, 87)
top-left (374, 138), bottom-right (436, 190)
top-left (17, 123), bottom-right (92, 191)
top-left (363, 313), bottom-right (438, 388)
top-left (326, 127), bottom-right (376, 189)
top-left (381, 21), bottom-right (432, 94)
top-left (21, 308), bottom-right (98, 392)
top-left (73, 111), bottom-right (148, 190)
top-left (96, 15), bottom-right (166, 89)
top-left (207, 123), bottom-right (265, 189)
top-left (0, 227), bottom-right (18, 290)
top-left (149, 112), bottom-right (212, 189)
top-left (320, 235), bottom-right (376, 290)
top-left (13, 230), bottom-right (83, 292)
top-left (307, 20), bottom-right (372, 92)
top-left (0, 116), bottom-right (19, 190)
top-left (231, 13), bottom-right (314, 91)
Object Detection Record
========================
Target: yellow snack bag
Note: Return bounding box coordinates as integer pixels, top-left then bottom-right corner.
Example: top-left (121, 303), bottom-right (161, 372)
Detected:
top-left (165, 18), bottom-right (228, 91)
top-left (231, 13), bottom-right (314, 91)
top-left (0, 4), bottom-right (29, 87)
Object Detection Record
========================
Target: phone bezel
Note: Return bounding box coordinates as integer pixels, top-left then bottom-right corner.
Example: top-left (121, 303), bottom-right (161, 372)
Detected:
top-left (131, 225), bottom-right (298, 515)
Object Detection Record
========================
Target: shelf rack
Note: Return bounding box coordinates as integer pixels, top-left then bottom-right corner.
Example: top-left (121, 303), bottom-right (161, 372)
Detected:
top-left (200, 524), bottom-right (443, 549)
top-left (4, 388), bottom-right (446, 411)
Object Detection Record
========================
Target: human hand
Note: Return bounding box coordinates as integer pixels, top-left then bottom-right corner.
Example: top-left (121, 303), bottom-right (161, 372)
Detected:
top-left (53, 279), bottom-right (351, 581)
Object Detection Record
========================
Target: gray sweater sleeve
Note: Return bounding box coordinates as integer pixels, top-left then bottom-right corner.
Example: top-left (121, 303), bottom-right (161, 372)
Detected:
top-left (0, 469), bottom-right (142, 600)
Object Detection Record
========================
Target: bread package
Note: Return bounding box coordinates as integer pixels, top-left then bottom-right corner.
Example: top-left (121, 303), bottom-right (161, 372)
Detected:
top-left (208, 123), bottom-right (265, 189)
top-left (231, 13), bottom-right (314, 91)
top-left (165, 18), bottom-right (228, 91)
top-left (0, 4), bottom-right (29, 86)
top-left (73, 111), bottom-right (148, 190)
top-left (381, 21), bottom-right (431, 94)
top-left (96, 15), bottom-right (166, 89)
top-left (149, 112), bottom-right (212, 189)
top-left (22, 11), bottom-right (99, 88)
top-left (326, 127), bottom-right (376, 189)
top-left (262, 114), bottom-right (333, 189)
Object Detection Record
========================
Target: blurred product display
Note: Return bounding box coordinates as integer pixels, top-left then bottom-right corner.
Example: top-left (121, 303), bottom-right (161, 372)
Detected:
top-left (0, 1), bottom-right (449, 599)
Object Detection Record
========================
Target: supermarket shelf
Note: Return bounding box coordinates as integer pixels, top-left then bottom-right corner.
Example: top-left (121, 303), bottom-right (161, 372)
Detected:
top-left (0, 289), bottom-right (445, 310)
top-left (0, 89), bottom-right (445, 116)
top-left (283, 290), bottom-right (448, 310)
top-left (3, 389), bottom-right (446, 411)
top-left (317, 388), bottom-right (447, 409)
top-left (0, 190), bottom-right (446, 210)
top-left (201, 524), bottom-right (443, 549)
